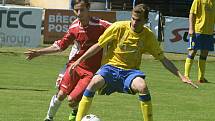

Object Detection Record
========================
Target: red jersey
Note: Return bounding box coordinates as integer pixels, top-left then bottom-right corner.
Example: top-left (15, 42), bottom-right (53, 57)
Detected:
top-left (53, 17), bottom-right (111, 73)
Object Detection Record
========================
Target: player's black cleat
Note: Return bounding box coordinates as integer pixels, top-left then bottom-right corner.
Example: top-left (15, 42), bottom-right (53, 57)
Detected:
top-left (44, 116), bottom-right (53, 121)
top-left (198, 78), bottom-right (209, 83)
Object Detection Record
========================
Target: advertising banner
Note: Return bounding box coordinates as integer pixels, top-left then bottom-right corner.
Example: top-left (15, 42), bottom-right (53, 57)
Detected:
top-left (163, 17), bottom-right (189, 53)
top-left (163, 17), bottom-right (215, 54)
top-left (0, 6), bottom-right (42, 47)
top-left (43, 9), bottom-right (116, 44)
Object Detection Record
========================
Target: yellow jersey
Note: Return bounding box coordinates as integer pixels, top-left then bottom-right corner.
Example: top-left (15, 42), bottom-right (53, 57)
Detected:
top-left (190, 0), bottom-right (215, 35)
top-left (98, 21), bottom-right (164, 70)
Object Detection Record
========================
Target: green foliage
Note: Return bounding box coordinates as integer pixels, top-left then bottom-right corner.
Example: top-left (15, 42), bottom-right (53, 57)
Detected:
top-left (0, 48), bottom-right (215, 121)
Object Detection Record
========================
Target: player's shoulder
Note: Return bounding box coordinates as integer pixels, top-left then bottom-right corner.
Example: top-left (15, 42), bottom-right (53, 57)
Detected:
top-left (90, 17), bottom-right (112, 26)
top-left (143, 26), bottom-right (154, 35)
top-left (141, 26), bottom-right (157, 42)
top-left (69, 19), bottom-right (80, 29)
top-left (144, 25), bottom-right (152, 31)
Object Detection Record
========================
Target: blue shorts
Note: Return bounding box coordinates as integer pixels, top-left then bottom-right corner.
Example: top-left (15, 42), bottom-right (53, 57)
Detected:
top-left (188, 33), bottom-right (214, 51)
top-left (95, 64), bottom-right (145, 95)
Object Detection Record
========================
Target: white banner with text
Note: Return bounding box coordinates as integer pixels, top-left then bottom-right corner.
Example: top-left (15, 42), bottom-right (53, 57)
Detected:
top-left (0, 6), bottom-right (42, 47)
top-left (163, 16), bottom-right (215, 54)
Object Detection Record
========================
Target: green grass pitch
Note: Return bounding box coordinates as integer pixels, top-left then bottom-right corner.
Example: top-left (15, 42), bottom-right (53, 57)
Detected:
top-left (0, 47), bottom-right (215, 121)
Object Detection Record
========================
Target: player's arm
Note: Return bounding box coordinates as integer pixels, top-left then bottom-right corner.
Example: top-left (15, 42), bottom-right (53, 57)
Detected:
top-left (145, 32), bottom-right (185, 79)
top-left (160, 57), bottom-right (184, 79)
top-left (24, 29), bottom-right (75, 60)
top-left (146, 32), bottom-right (198, 88)
top-left (70, 43), bottom-right (102, 69)
top-left (160, 57), bottom-right (198, 88)
top-left (189, 0), bottom-right (197, 35)
top-left (188, 13), bottom-right (196, 35)
top-left (24, 45), bottom-right (61, 60)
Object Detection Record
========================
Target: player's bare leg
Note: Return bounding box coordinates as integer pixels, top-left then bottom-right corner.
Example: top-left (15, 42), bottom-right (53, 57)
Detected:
top-left (198, 50), bottom-right (209, 83)
top-left (68, 96), bottom-right (79, 121)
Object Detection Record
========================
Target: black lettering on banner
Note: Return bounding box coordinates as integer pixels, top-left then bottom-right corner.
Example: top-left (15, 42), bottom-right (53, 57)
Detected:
top-left (7, 10), bottom-right (19, 28)
top-left (0, 10), bottom-right (7, 27)
top-left (0, 10), bottom-right (37, 29)
top-left (20, 11), bottom-right (36, 29)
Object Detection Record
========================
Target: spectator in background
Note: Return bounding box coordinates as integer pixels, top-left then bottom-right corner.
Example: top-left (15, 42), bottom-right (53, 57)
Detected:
top-left (70, 4), bottom-right (197, 121)
top-left (24, 0), bottom-right (111, 121)
top-left (184, 0), bottom-right (215, 83)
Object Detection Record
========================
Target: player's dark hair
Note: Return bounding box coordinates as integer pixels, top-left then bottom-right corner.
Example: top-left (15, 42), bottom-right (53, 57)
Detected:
top-left (132, 4), bottom-right (149, 20)
top-left (72, 0), bottom-right (90, 9)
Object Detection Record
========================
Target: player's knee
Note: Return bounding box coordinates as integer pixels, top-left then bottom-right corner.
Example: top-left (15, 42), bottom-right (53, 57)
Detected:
top-left (188, 50), bottom-right (197, 57)
top-left (138, 84), bottom-right (149, 94)
top-left (57, 90), bottom-right (67, 101)
top-left (132, 77), bottom-right (148, 94)
top-left (200, 52), bottom-right (208, 59)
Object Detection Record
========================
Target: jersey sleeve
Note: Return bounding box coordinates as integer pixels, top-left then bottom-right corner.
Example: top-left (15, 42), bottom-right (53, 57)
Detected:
top-left (53, 29), bottom-right (75, 51)
top-left (98, 22), bottom-right (118, 48)
top-left (100, 19), bottom-right (112, 29)
top-left (143, 32), bottom-right (164, 60)
top-left (190, 0), bottom-right (198, 14)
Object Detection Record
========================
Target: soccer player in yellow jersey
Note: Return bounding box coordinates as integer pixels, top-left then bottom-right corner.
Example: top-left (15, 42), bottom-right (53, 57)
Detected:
top-left (70, 4), bottom-right (196, 121)
top-left (184, 0), bottom-right (215, 83)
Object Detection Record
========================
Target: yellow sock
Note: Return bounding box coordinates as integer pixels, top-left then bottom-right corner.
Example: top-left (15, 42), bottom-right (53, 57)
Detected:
top-left (140, 101), bottom-right (153, 121)
top-left (76, 96), bottom-right (93, 121)
top-left (184, 58), bottom-right (193, 78)
top-left (198, 59), bottom-right (206, 80)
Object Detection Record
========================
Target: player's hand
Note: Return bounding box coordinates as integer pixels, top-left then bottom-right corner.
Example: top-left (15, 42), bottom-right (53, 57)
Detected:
top-left (24, 49), bottom-right (41, 60)
top-left (181, 76), bottom-right (198, 89)
top-left (69, 60), bottom-right (80, 75)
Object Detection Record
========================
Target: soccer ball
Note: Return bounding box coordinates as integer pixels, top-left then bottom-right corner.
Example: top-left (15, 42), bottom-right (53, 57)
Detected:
top-left (81, 114), bottom-right (101, 121)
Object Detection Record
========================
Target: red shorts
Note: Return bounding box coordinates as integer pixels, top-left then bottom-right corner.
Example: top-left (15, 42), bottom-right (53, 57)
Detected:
top-left (59, 63), bottom-right (93, 101)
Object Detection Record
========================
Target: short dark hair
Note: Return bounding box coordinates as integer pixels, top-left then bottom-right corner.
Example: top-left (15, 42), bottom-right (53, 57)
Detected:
top-left (132, 4), bottom-right (149, 20)
top-left (72, 0), bottom-right (90, 9)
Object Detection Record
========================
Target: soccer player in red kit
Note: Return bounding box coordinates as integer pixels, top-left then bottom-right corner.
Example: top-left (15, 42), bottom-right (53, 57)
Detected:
top-left (24, 0), bottom-right (111, 121)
